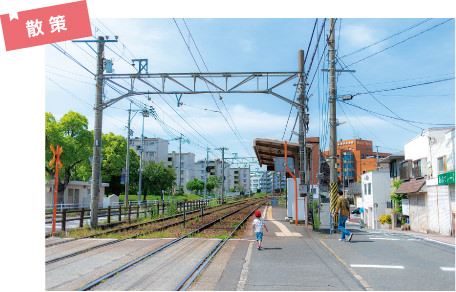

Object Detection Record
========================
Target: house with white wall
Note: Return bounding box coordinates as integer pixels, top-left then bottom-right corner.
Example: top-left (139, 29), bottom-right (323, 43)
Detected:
top-left (360, 171), bottom-right (391, 229)
top-left (378, 151), bottom-right (405, 227)
top-left (45, 180), bottom-right (110, 208)
top-left (395, 127), bottom-right (455, 235)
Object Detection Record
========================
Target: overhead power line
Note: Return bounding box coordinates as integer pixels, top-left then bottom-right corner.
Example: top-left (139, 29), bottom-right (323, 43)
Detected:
top-left (345, 18), bottom-right (453, 68)
top-left (339, 18), bottom-right (432, 59)
top-left (340, 100), bottom-right (455, 127)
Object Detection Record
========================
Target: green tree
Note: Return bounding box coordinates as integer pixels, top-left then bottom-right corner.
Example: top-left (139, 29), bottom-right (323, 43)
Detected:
top-left (389, 178), bottom-right (405, 214)
top-left (208, 176), bottom-right (222, 188)
top-left (142, 161), bottom-right (176, 197)
top-left (206, 181), bottom-right (216, 193)
top-left (186, 178), bottom-right (204, 194)
top-left (101, 132), bottom-right (140, 196)
top-left (45, 111), bottom-right (92, 203)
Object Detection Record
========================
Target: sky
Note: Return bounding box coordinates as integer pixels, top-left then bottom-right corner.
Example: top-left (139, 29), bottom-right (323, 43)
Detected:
top-left (0, 1), bottom-right (455, 290)
top-left (44, 17), bottom-right (455, 169)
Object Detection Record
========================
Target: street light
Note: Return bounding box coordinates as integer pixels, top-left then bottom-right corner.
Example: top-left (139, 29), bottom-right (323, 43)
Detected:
top-left (340, 94), bottom-right (354, 101)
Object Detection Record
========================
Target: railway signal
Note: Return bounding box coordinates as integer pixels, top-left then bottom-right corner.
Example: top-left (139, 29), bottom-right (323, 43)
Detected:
top-left (49, 144), bottom-right (63, 237)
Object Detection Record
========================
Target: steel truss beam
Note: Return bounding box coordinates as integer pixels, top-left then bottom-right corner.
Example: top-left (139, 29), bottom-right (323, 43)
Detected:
top-left (101, 71), bottom-right (301, 108)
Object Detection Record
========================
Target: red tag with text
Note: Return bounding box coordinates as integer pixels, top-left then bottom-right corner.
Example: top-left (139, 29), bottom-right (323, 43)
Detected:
top-left (1, 0), bottom-right (91, 51)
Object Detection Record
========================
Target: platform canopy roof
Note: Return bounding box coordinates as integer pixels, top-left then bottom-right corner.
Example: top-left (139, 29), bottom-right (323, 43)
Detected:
top-left (252, 138), bottom-right (314, 171)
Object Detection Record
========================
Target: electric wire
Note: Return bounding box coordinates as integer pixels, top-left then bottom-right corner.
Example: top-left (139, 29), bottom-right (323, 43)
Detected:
top-left (339, 18), bottom-right (432, 60)
top-left (345, 18), bottom-right (453, 68)
top-left (340, 100), bottom-right (455, 126)
top-left (178, 18), bottom-right (252, 156)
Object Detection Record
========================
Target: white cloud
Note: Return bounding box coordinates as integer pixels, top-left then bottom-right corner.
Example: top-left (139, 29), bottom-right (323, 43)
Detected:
top-left (341, 24), bottom-right (380, 51)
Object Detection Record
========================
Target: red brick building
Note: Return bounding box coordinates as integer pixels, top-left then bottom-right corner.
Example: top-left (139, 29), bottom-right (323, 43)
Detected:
top-left (322, 139), bottom-right (391, 184)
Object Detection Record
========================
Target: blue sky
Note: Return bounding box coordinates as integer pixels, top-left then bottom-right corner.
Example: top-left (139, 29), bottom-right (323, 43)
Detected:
top-left (44, 17), bottom-right (455, 168)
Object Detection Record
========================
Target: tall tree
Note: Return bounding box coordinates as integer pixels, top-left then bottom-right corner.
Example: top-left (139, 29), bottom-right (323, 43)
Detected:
top-left (142, 161), bottom-right (176, 197)
top-left (45, 111), bottom-right (92, 203)
top-left (101, 132), bottom-right (140, 196)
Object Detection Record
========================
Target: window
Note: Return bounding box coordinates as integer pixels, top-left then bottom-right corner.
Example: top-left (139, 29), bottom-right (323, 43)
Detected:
top-left (437, 156), bottom-right (447, 173)
top-left (368, 183), bottom-right (371, 195)
top-left (412, 159), bottom-right (422, 178)
top-left (390, 160), bottom-right (397, 178)
top-left (364, 184), bottom-right (367, 195)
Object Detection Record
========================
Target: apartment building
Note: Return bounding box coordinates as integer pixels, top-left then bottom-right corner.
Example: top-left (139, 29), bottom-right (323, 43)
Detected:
top-left (322, 139), bottom-right (391, 185)
top-left (130, 137), bottom-right (169, 164)
top-left (167, 152), bottom-right (196, 191)
top-left (250, 171), bottom-right (286, 194)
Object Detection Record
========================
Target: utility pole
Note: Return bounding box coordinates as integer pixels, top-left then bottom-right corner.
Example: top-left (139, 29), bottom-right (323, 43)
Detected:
top-left (124, 102), bottom-right (132, 205)
top-left (328, 18), bottom-right (338, 234)
top-left (376, 145), bottom-right (380, 171)
top-left (138, 111), bottom-right (147, 203)
top-left (216, 147), bottom-right (228, 204)
top-left (89, 36), bottom-right (105, 229)
top-left (204, 147), bottom-right (209, 201)
top-left (178, 134), bottom-right (183, 191)
top-left (298, 49), bottom-right (310, 225)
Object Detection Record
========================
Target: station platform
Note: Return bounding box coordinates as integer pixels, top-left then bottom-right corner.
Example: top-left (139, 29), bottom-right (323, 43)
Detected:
top-left (192, 205), bottom-right (365, 291)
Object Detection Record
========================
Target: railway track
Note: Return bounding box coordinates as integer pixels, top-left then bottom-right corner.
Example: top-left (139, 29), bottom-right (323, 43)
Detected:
top-left (45, 198), bottom-right (259, 249)
top-left (45, 198), bottom-right (264, 267)
top-left (45, 197), bottom-right (265, 291)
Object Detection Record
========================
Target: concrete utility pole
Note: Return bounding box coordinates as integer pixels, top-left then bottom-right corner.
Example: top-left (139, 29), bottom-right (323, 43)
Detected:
top-left (124, 102), bottom-right (132, 205)
top-left (328, 18), bottom-right (338, 234)
top-left (89, 36), bottom-right (105, 228)
top-left (217, 147), bottom-right (228, 204)
top-left (204, 147), bottom-right (209, 200)
top-left (298, 49), bottom-right (310, 225)
top-left (138, 110), bottom-right (148, 203)
top-left (178, 134), bottom-right (183, 191)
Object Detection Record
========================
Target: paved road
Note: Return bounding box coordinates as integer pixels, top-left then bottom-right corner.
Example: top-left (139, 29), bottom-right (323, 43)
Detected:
top-left (193, 206), bottom-right (455, 291)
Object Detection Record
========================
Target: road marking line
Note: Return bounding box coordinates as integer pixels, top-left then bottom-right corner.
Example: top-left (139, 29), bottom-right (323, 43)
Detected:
top-left (264, 204), bottom-right (301, 237)
top-left (369, 237), bottom-right (400, 241)
top-left (320, 240), bottom-right (373, 291)
top-left (351, 264), bottom-right (404, 269)
top-left (441, 267), bottom-right (455, 272)
top-left (275, 232), bottom-right (303, 237)
top-left (236, 241), bottom-right (254, 291)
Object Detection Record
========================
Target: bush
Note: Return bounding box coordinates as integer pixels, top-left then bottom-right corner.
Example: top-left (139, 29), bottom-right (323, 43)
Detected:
top-left (379, 214), bottom-right (392, 225)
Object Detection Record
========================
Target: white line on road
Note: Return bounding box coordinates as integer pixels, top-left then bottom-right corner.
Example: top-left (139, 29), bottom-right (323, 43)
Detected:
top-left (236, 241), bottom-right (254, 291)
top-left (351, 264), bottom-right (404, 269)
top-left (440, 267), bottom-right (455, 272)
top-left (369, 237), bottom-right (400, 241)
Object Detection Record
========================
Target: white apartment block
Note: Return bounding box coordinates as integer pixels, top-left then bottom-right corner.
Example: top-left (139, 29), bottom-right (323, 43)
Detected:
top-left (167, 152), bottom-right (196, 192)
top-left (130, 137), bottom-right (169, 164)
top-left (250, 171), bottom-right (286, 194)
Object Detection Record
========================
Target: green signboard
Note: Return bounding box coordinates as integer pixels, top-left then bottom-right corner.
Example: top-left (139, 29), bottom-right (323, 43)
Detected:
top-left (438, 170), bottom-right (455, 185)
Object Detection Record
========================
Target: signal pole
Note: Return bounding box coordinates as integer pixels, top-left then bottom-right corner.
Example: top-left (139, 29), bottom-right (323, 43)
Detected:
top-left (329, 18), bottom-right (338, 234)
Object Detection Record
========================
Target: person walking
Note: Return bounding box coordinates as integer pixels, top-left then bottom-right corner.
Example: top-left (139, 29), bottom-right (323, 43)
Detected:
top-left (253, 211), bottom-right (268, 250)
top-left (332, 190), bottom-right (353, 242)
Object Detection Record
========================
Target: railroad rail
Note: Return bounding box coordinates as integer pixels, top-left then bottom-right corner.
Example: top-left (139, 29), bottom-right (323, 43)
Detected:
top-left (45, 198), bottom-right (264, 265)
top-left (76, 199), bottom-right (263, 290)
